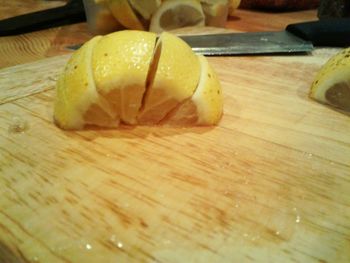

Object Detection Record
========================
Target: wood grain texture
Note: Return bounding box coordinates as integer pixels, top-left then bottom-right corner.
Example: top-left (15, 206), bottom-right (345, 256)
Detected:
top-left (0, 47), bottom-right (350, 262)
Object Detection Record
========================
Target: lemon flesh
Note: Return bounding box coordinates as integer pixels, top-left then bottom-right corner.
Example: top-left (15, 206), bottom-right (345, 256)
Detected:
top-left (54, 36), bottom-right (117, 130)
top-left (138, 31), bottom-right (201, 124)
top-left (164, 55), bottom-right (223, 125)
top-left (150, 0), bottom-right (205, 33)
top-left (92, 30), bottom-right (157, 124)
top-left (310, 48), bottom-right (350, 112)
top-left (107, 0), bottom-right (145, 30)
top-left (128, 0), bottom-right (161, 20)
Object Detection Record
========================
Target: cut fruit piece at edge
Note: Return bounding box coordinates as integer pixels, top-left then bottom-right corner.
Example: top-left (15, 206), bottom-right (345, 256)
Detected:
top-left (138, 31), bottom-right (201, 124)
top-left (201, 0), bottom-right (229, 27)
top-left (128, 0), bottom-right (161, 20)
top-left (92, 30), bottom-right (157, 124)
top-left (228, 0), bottom-right (241, 16)
top-left (149, 0), bottom-right (205, 33)
top-left (107, 0), bottom-right (145, 30)
top-left (310, 47), bottom-right (350, 112)
top-left (163, 55), bottom-right (223, 125)
top-left (54, 36), bottom-right (118, 130)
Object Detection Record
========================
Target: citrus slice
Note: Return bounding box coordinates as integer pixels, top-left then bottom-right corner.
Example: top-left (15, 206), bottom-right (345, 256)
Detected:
top-left (201, 0), bottom-right (229, 27)
top-left (149, 0), bottom-right (205, 33)
top-left (310, 48), bottom-right (350, 112)
top-left (137, 31), bottom-right (201, 124)
top-left (54, 36), bottom-right (117, 129)
top-left (92, 30), bottom-right (157, 124)
top-left (107, 0), bottom-right (145, 30)
top-left (164, 55), bottom-right (223, 125)
top-left (128, 0), bottom-right (161, 20)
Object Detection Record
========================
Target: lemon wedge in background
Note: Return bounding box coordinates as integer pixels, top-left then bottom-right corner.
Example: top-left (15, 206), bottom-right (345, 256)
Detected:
top-left (92, 30), bottom-right (156, 124)
top-left (54, 36), bottom-right (117, 129)
top-left (164, 55), bottom-right (223, 125)
top-left (137, 31), bottom-right (201, 124)
top-left (149, 0), bottom-right (205, 33)
top-left (201, 0), bottom-right (229, 27)
top-left (228, 0), bottom-right (241, 16)
top-left (107, 0), bottom-right (145, 30)
top-left (310, 48), bottom-right (350, 112)
top-left (128, 0), bottom-right (161, 20)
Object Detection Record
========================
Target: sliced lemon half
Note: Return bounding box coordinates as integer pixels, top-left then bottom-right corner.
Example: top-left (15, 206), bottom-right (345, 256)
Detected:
top-left (150, 0), bottom-right (205, 33)
top-left (310, 47), bottom-right (350, 112)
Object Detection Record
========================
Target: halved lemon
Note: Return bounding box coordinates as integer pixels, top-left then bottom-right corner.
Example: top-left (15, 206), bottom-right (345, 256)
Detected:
top-left (54, 30), bottom-right (223, 129)
top-left (137, 31), bottom-right (201, 124)
top-left (310, 47), bottom-right (350, 112)
top-left (149, 0), bottom-right (205, 33)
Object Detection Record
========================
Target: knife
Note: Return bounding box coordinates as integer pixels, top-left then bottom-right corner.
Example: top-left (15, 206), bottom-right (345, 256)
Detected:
top-left (0, 0), bottom-right (85, 37)
top-left (180, 18), bottom-right (350, 55)
top-left (66, 18), bottom-right (350, 55)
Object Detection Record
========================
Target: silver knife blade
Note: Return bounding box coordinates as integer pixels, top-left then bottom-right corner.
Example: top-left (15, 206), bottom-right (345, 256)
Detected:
top-left (66, 30), bottom-right (314, 55)
top-left (179, 30), bottom-right (314, 55)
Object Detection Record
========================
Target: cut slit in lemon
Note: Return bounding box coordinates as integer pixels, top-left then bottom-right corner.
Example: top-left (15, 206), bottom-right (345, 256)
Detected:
top-left (310, 47), bottom-right (350, 112)
top-left (137, 31), bottom-right (201, 124)
top-left (92, 30), bottom-right (157, 125)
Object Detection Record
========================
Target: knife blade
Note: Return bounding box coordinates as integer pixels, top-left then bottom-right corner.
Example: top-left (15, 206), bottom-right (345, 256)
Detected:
top-left (180, 18), bottom-right (350, 55)
top-left (66, 18), bottom-right (350, 56)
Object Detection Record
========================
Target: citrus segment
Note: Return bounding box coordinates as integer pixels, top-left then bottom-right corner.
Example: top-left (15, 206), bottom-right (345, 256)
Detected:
top-left (310, 48), bottom-right (350, 112)
top-left (164, 55), bottom-right (223, 125)
top-left (92, 30), bottom-right (157, 124)
top-left (138, 31), bottom-right (201, 124)
top-left (54, 36), bottom-right (117, 129)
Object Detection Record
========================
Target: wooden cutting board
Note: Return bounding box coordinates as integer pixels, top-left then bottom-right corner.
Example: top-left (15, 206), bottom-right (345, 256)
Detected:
top-left (0, 44), bottom-right (350, 263)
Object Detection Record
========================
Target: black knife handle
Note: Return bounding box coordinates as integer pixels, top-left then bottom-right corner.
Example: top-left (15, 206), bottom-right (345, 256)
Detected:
top-left (0, 0), bottom-right (86, 36)
top-left (286, 18), bottom-right (350, 47)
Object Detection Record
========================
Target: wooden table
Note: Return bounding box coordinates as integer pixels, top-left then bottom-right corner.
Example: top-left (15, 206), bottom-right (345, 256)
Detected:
top-left (1, 2), bottom-right (350, 263)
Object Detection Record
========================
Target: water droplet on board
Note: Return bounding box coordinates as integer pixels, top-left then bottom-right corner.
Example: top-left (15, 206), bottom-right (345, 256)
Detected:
top-left (32, 256), bottom-right (39, 262)
top-left (275, 231), bottom-right (280, 236)
top-left (110, 235), bottom-right (124, 249)
top-left (295, 215), bottom-right (301, 223)
top-left (85, 243), bottom-right (92, 250)
top-left (8, 116), bottom-right (29, 134)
